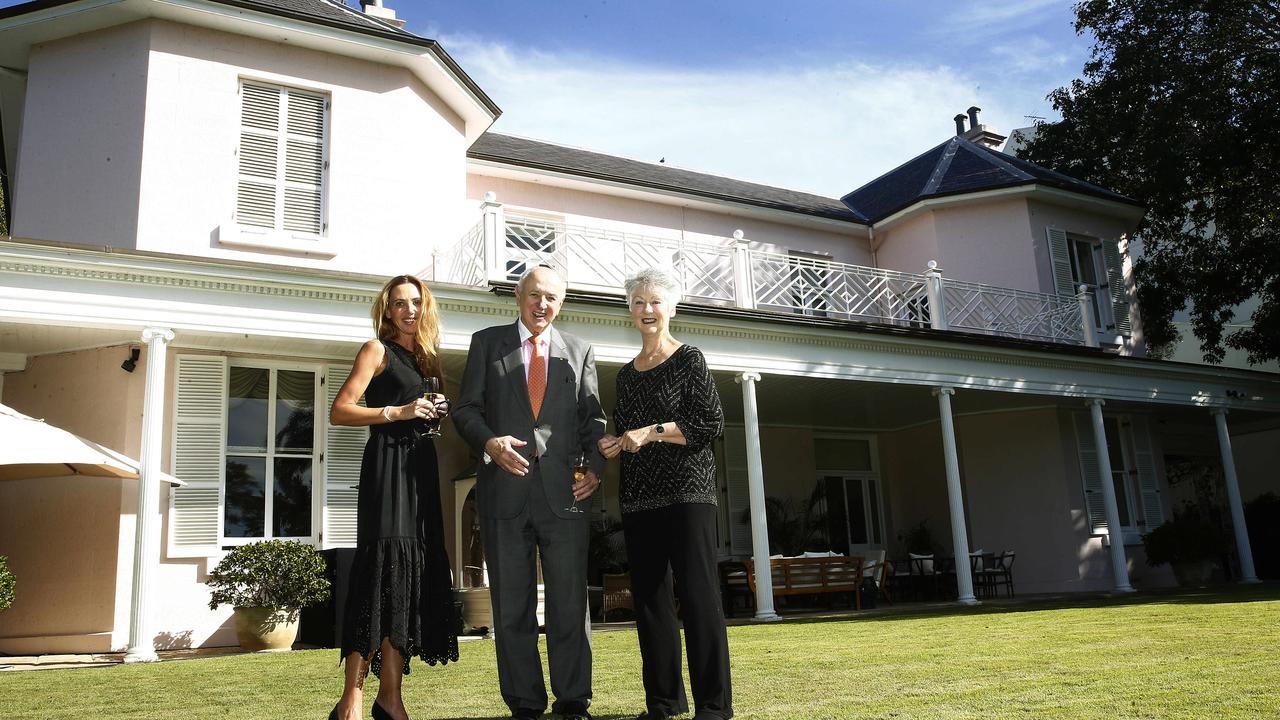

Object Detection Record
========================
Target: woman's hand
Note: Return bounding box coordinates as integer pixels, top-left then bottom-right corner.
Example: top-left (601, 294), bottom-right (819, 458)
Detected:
top-left (598, 434), bottom-right (622, 459)
top-left (394, 397), bottom-right (438, 422)
top-left (620, 426), bottom-right (652, 453)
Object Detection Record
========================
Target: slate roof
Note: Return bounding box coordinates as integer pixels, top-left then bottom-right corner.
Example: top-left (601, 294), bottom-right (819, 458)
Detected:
top-left (841, 136), bottom-right (1143, 223)
top-left (469, 133), bottom-right (867, 224)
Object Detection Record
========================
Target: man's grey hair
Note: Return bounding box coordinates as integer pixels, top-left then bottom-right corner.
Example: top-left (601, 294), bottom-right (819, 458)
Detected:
top-left (624, 267), bottom-right (684, 305)
top-left (516, 263), bottom-right (566, 295)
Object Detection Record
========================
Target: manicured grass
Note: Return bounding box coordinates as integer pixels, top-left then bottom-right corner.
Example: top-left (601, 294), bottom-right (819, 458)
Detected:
top-left (2, 585), bottom-right (1278, 719)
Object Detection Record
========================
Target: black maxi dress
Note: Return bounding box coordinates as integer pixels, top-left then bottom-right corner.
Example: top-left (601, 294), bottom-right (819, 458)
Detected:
top-left (340, 340), bottom-right (459, 676)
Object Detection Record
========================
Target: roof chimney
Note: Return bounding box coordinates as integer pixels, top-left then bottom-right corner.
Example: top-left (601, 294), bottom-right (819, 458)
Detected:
top-left (360, 0), bottom-right (405, 29)
top-left (959, 105), bottom-right (1007, 149)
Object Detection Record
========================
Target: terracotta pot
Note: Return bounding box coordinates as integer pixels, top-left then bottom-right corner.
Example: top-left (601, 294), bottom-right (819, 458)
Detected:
top-left (233, 606), bottom-right (299, 651)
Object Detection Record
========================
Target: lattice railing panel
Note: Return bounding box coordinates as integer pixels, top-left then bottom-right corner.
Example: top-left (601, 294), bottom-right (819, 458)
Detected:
top-left (433, 220), bottom-right (487, 287)
top-left (751, 252), bottom-right (930, 326)
top-left (944, 279), bottom-right (1085, 344)
top-left (503, 216), bottom-right (737, 304)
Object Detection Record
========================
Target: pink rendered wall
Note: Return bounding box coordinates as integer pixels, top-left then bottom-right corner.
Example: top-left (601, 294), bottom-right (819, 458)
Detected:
top-left (0, 346), bottom-right (146, 653)
top-left (12, 23), bottom-right (150, 248)
top-left (872, 211), bottom-right (940, 278)
top-left (933, 198), bottom-right (1042, 292)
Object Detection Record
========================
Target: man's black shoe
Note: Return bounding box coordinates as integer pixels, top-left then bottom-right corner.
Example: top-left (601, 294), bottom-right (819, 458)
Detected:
top-left (511, 709), bottom-right (541, 720)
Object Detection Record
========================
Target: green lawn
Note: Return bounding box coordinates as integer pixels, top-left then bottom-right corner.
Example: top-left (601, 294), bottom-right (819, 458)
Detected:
top-left (2, 586), bottom-right (1278, 720)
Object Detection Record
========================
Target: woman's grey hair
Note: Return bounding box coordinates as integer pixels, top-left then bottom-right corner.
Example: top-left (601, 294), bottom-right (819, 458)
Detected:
top-left (624, 267), bottom-right (684, 305)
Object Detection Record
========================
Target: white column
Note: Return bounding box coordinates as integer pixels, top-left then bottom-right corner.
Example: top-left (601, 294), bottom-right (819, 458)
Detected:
top-left (736, 371), bottom-right (778, 621)
top-left (1077, 285), bottom-right (1100, 348)
top-left (1211, 409), bottom-right (1260, 583)
top-left (1086, 399), bottom-right (1134, 593)
top-left (732, 230), bottom-right (756, 310)
top-left (924, 261), bottom-right (949, 331)
top-left (124, 326), bottom-right (174, 663)
top-left (480, 191), bottom-right (505, 284)
top-left (933, 387), bottom-right (976, 605)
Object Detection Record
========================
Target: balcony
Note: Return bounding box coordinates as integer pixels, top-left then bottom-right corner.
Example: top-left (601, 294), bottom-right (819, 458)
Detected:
top-left (433, 200), bottom-right (1100, 348)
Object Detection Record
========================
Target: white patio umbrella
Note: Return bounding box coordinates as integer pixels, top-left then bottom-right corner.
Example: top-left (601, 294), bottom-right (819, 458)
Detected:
top-left (0, 403), bottom-right (184, 485)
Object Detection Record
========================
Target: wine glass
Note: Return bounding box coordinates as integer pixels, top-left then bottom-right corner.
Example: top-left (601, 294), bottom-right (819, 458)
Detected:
top-left (566, 452), bottom-right (588, 513)
top-left (420, 377), bottom-right (449, 438)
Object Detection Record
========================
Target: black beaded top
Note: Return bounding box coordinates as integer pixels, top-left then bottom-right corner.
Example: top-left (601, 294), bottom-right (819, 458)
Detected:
top-left (614, 344), bottom-right (725, 514)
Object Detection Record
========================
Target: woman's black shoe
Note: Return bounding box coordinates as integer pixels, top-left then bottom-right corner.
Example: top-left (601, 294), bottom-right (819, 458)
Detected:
top-left (371, 701), bottom-right (393, 720)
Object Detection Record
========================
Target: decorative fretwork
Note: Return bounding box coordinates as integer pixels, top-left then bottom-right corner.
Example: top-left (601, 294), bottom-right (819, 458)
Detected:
top-left (504, 216), bottom-right (737, 304)
top-left (943, 279), bottom-right (1085, 344)
top-left (752, 252), bottom-right (931, 327)
top-left (433, 220), bottom-right (487, 287)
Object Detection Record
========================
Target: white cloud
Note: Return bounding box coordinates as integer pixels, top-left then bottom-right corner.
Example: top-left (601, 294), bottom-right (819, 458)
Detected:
top-left (445, 37), bottom-right (1065, 196)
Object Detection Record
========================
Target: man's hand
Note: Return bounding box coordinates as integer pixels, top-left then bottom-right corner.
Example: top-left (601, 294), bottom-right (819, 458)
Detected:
top-left (486, 435), bottom-right (530, 476)
top-left (572, 469), bottom-right (600, 501)
top-left (597, 434), bottom-right (622, 459)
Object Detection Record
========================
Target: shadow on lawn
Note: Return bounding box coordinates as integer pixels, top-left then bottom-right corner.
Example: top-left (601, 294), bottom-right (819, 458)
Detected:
top-left (763, 580), bottom-right (1280, 627)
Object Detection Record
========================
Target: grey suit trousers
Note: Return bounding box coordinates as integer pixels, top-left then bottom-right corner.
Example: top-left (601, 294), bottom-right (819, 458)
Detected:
top-left (481, 465), bottom-right (592, 715)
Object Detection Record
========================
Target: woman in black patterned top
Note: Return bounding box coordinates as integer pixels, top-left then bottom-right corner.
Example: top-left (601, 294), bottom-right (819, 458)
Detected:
top-left (599, 267), bottom-right (733, 720)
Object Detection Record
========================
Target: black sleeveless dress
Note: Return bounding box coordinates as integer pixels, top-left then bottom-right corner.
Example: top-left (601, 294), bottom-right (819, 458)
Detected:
top-left (340, 341), bottom-right (459, 676)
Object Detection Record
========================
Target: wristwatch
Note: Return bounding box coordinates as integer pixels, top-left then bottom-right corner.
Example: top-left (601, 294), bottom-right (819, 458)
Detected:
top-left (654, 423), bottom-right (665, 435)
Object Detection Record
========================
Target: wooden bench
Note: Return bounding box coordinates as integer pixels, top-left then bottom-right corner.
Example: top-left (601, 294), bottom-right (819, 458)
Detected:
top-left (744, 555), bottom-right (866, 611)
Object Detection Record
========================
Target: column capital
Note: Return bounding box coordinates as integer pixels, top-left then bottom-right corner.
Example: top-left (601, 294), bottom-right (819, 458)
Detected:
top-left (1209, 407), bottom-right (1229, 418)
top-left (931, 386), bottom-right (955, 397)
top-left (735, 371), bottom-right (761, 384)
top-left (1084, 397), bottom-right (1105, 408)
top-left (141, 327), bottom-right (175, 344)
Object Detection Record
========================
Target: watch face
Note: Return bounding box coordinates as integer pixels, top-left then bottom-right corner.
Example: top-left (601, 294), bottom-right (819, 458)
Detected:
top-left (655, 423), bottom-right (664, 434)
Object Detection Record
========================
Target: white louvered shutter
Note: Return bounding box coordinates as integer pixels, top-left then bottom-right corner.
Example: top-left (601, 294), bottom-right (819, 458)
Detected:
top-left (722, 430), bottom-right (753, 555)
top-left (1129, 416), bottom-right (1163, 529)
top-left (1101, 238), bottom-right (1132, 336)
top-left (1046, 227), bottom-right (1074, 297)
top-left (1072, 413), bottom-right (1108, 534)
top-left (236, 82), bottom-right (327, 234)
top-left (167, 355), bottom-right (227, 558)
top-left (323, 365), bottom-right (365, 548)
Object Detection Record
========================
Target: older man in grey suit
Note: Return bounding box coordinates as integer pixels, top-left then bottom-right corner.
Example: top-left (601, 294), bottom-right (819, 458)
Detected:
top-left (453, 265), bottom-right (606, 720)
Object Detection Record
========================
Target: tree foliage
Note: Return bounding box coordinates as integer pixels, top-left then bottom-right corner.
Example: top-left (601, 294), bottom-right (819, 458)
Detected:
top-left (1022, 0), bottom-right (1280, 363)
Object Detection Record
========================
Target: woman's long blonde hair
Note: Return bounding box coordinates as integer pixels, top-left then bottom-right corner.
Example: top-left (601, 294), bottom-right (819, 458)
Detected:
top-left (371, 275), bottom-right (442, 382)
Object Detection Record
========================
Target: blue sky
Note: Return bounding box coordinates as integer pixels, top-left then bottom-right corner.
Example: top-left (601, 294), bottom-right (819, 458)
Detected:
top-left (0, 0), bottom-right (1095, 195)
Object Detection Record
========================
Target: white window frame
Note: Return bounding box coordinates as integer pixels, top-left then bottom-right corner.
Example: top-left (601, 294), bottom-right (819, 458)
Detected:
top-left (221, 79), bottom-right (336, 257)
top-left (1067, 233), bottom-right (1115, 336)
top-left (1074, 412), bottom-right (1163, 545)
top-left (222, 359), bottom-right (323, 547)
top-left (814, 434), bottom-right (885, 554)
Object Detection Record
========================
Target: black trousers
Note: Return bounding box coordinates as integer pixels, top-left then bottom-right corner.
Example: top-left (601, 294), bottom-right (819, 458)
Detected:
top-left (623, 503), bottom-right (733, 719)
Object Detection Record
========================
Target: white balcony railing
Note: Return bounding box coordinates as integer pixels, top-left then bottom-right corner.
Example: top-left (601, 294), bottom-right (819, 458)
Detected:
top-left (432, 198), bottom-right (1099, 348)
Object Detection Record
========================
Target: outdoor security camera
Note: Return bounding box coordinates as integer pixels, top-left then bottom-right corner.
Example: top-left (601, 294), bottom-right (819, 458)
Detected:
top-left (121, 347), bottom-right (141, 373)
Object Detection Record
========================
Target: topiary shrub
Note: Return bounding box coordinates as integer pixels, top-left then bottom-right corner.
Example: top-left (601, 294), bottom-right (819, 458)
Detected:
top-left (0, 556), bottom-right (15, 613)
top-left (207, 540), bottom-right (329, 614)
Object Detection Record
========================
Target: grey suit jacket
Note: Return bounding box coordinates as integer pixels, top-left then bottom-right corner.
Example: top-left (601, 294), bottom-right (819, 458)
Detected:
top-left (453, 321), bottom-right (607, 520)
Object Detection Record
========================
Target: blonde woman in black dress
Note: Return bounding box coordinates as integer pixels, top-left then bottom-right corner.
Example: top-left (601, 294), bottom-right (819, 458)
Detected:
top-left (328, 275), bottom-right (458, 720)
top-left (598, 267), bottom-right (733, 720)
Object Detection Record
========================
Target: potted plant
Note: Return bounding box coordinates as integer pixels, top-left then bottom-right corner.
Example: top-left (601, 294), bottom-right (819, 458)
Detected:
top-left (207, 540), bottom-right (330, 651)
top-left (1141, 505), bottom-right (1228, 585)
top-left (0, 555), bottom-right (15, 614)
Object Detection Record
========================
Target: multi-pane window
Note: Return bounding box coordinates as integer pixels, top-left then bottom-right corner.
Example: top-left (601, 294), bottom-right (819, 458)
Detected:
top-left (1067, 235), bottom-right (1115, 334)
top-left (224, 365), bottom-right (317, 542)
top-left (236, 81), bottom-right (328, 235)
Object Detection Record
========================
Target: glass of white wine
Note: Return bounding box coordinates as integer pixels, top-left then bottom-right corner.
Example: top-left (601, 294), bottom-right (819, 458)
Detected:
top-left (567, 452), bottom-right (588, 513)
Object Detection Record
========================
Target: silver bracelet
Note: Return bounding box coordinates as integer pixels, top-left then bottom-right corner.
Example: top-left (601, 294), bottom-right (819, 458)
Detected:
top-left (382, 406), bottom-right (394, 422)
